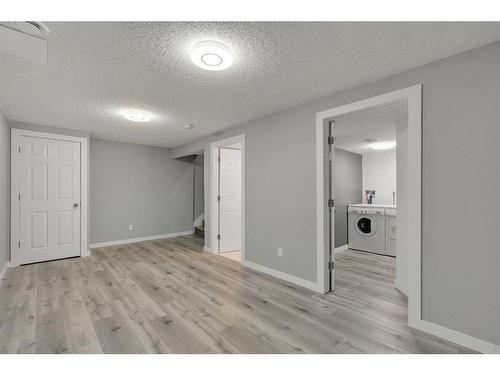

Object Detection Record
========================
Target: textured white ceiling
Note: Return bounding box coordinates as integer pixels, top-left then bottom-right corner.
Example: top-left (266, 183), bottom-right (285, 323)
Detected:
top-left (334, 102), bottom-right (407, 155)
top-left (0, 22), bottom-right (499, 148)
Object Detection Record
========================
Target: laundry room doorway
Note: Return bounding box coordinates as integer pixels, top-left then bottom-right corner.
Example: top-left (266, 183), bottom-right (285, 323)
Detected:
top-left (316, 85), bottom-right (422, 328)
top-left (329, 101), bottom-right (403, 291)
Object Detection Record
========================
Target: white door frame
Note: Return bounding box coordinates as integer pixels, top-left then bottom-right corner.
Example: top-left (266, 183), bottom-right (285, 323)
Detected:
top-left (316, 85), bottom-right (422, 324)
top-left (10, 128), bottom-right (89, 266)
top-left (208, 134), bottom-right (245, 259)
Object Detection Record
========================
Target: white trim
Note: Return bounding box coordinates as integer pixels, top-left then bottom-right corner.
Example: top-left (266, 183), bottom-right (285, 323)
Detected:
top-left (208, 134), bottom-right (245, 260)
top-left (406, 85), bottom-right (423, 327)
top-left (89, 231), bottom-right (193, 249)
top-left (203, 245), bottom-right (217, 254)
top-left (209, 145), bottom-right (218, 253)
top-left (412, 320), bottom-right (500, 354)
top-left (334, 245), bottom-right (348, 254)
top-left (394, 280), bottom-right (408, 296)
top-left (0, 262), bottom-right (10, 282)
top-left (81, 134), bottom-right (89, 257)
top-left (10, 130), bottom-right (19, 267)
top-left (10, 128), bottom-right (89, 267)
top-left (242, 259), bottom-right (324, 293)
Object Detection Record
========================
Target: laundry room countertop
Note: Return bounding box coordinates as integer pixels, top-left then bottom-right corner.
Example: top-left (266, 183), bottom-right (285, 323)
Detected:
top-left (349, 203), bottom-right (397, 209)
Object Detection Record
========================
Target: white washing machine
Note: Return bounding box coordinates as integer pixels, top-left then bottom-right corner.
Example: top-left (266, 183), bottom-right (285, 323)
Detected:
top-left (348, 205), bottom-right (386, 255)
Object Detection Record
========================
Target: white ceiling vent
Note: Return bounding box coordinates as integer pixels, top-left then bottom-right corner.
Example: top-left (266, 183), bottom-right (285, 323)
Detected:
top-left (0, 22), bottom-right (48, 64)
top-left (0, 22), bottom-right (49, 38)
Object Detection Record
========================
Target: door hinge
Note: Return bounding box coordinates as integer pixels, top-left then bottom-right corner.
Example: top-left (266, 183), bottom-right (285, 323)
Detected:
top-left (18, 145), bottom-right (21, 153)
top-left (217, 195), bottom-right (221, 201)
top-left (328, 199), bottom-right (334, 208)
top-left (217, 234), bottom-right (221, 240)
top-left (328, 136), bottom-right (334, 145)
top-left (329, 261), bottom-right (335, 270)
top-left (217, 157), bottom-right (221, 163)
top-left (18, 193), bottom-right (21, 201)
top-left (18, 241), bottom-right (20, 248)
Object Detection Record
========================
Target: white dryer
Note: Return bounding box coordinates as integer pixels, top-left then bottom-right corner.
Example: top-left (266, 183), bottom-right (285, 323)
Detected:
top-left (385, 208), bottom-right (397, 257)
top-left (348, 205), bottom-right (385, 255)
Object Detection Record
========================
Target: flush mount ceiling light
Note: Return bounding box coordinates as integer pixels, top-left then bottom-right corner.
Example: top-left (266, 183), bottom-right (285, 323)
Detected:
top-left (123, 110), bottom-right (151, 123)
top-left (190, 41), bottom-right (233, 71)
top-left (184, 124), bottom-right (194, 129)
top-left (371, 141), bottom-right (396, 150)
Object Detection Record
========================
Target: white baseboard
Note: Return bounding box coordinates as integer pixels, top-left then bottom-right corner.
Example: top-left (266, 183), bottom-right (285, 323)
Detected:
top-left (241, 259), bottom-right (323, 293)
top-left (411, 319), bottom-right (500, 354)
top-left (204, 246), bottom-right (217, 254)
top-left (89, 231), bottom-right (193, 249)
top-left (0, 261), bottom-right (11, 283)
top-left (394, 279), bottom-right (408, 296)
top-left (334, 245), bottom-right (348, 254)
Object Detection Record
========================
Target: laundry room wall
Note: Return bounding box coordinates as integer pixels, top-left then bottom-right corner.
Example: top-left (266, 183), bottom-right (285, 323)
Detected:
top-left (334, 148), bottom-right (362, 248)
top-left (362, 150), bottom-right (397, 205)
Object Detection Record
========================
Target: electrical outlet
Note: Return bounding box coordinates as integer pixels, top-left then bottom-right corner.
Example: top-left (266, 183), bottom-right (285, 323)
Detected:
top-left (277, 247), bottom-right (283, 257)
top-left (128, 224), bottom-right (133, 231)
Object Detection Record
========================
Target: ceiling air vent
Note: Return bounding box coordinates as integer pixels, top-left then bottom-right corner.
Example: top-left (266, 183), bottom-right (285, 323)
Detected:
top-left (0, 22), bottom-right (48, 64)
top-left (0, 21), bottom-right (49, 38)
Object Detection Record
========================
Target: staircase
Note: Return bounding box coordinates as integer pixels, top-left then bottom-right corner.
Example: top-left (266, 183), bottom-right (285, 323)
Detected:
top-left (193, 213), bottom-right (205, 239)
top-left (194, 225), bottom-right (205, 239)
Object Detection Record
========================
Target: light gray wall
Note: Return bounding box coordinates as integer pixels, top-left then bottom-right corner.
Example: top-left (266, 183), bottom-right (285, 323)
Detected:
top-left (334, 148), bottom-right (362, 248)
top-left (4, 122), bottom-right (194, 254)
top-left (90, 139), bottom-right (193, 244)
top-left (0, 109), bottom-right (9, 271)
top-left (193, 154), bottom-right (204, 220)
top-left (172, 41), bottom-right (500, 346)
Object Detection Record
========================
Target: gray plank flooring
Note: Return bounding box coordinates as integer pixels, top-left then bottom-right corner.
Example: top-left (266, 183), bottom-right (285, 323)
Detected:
top-left (0, 235), bottom-right (473, 353)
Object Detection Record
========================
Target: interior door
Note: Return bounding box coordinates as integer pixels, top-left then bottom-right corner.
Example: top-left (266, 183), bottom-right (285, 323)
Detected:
top-left (218, 147), bottom-right (242, 252)
top-left (17, 136), bottom-right (81, 265)
top-left (328, 121), bottom-right (336, 291)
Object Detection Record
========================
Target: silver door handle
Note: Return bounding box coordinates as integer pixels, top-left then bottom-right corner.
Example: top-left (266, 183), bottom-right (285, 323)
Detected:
top-left (73, 203), bottom-right (79, 208)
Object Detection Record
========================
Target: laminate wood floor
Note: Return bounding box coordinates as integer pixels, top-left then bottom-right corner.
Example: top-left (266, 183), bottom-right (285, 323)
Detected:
top-left (0, 236), bottom-right (472, 354)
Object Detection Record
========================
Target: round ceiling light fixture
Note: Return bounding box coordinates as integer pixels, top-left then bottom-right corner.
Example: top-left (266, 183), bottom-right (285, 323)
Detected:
top-left (184, 124), bottom-right (194, 129)
top-left (371, 141), bottom-right (396, 150)
top-left (123, 110), bottom-right (152, 123)
top-left (190, 41), bottom-right (233, 71)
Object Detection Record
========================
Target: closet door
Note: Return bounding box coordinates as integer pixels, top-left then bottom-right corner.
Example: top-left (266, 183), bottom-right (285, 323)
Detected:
top-left (218, 148), bottom-right (242, 252)
top-left (16, 136), bottom-right (81, 264)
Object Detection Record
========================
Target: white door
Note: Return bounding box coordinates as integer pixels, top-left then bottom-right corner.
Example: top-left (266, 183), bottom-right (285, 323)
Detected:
top-left (218, 148), bottom-right (242, 252)
top-left (16, 136), bottom-right (81, 265)
top-left (328, 122), bottom-right (336, 291)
